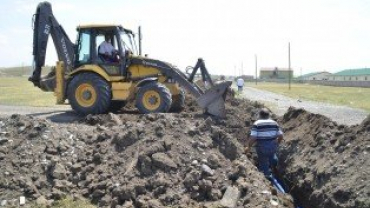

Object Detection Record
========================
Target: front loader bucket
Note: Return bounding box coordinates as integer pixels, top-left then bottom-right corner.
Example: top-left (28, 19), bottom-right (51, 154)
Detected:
top-left (196, 81), bottom-right (232, 118)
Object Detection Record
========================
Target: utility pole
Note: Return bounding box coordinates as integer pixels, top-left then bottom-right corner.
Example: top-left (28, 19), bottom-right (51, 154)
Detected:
top-left (288, 42), bottom-right (291, 90)
top-left (255, 54), bottom-right (257, 85)
top-left (241, 62), bottom-right (243, 76)
top-left (138, 26), bottom-right (142, 56)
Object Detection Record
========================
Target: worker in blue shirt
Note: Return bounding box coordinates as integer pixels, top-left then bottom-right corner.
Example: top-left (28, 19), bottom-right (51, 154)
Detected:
top-left (245, 108), bottom-right (284, 179)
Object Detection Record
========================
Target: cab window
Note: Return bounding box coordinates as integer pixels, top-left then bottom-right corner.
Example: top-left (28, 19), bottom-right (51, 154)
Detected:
top-left (77, 30), bottom-right (91, 64)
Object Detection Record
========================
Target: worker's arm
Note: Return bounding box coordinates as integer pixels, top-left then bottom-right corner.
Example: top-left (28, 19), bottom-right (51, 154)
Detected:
top-left (246, 123), bottom-right (258, 153)
top-left (244, 137), bottom-right (257, 153)
top-left (277, 126), bottom-right (284, 144)
top-left (277, 134), bottom-right (284, 144)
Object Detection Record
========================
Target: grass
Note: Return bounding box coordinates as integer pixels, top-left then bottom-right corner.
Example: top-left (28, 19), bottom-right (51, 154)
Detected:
top-left (1, 75), bottom-right (369, 113)
top-left (0, 66), bottom-right (52, 76)
top-left (244, 82), bottom-right (370, 112)
top-left (0, 66), bottom-right (32, 76)
top-left (0, 77), bottom-right (57, 107)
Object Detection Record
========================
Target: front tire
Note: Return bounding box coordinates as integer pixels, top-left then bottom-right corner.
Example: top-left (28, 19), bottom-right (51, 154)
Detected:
top-left (136, 82), bottom-right (172, 114)
top-left (67, 73), bottom-right (111, 115)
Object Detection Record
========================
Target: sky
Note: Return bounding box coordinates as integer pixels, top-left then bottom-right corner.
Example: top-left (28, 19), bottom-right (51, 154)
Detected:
top-left (1, 0), bottom-right (370, 77)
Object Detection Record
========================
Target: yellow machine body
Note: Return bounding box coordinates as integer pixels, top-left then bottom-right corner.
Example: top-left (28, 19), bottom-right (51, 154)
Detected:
top-left (54, 61), bottom-right (182, 105)
top-left (31, 2), bottom-right (231, 117)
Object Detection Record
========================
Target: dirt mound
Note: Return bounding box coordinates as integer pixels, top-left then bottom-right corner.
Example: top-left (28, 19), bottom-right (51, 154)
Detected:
top-left (279, 107), bottom-right (370, 208)
top-left (360, 115), bottom-right (370, 131)
top-left (0, 101), bottom-right (294, 208)
top-left (0, 96), bottom-right (368, 208)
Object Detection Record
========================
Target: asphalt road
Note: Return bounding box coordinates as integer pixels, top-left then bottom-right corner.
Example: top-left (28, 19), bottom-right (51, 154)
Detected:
top-left (239, 86), bottom-right (369, 126)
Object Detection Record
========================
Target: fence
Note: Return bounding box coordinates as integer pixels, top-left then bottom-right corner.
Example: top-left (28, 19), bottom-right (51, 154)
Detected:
top-left (308, 80), bottom-right (370, 88)
top-left (246, 79), bottom-right (370, 88)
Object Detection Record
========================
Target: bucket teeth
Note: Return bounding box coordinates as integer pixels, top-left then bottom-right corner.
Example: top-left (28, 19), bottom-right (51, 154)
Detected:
top-left (196, 81), bottom-right (232, 118)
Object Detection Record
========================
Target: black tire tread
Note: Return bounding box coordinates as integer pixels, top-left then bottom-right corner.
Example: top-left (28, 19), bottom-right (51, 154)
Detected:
top-left (67, 73), bottom-right (111, 115)
top-left (136, 82), bottom-right (172, 114)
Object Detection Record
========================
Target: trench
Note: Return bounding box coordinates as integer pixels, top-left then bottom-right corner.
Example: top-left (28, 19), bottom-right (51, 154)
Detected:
top-left (223, 92), bottom-right (369, 208)
top-left (275, 148), bottom-right (320, 208)
top-left (271, 107), bottom-right (369, 208)
top-left (246, 148), bottom-right (308, 208)
top-left (270, 173), bottom-right (304, 208)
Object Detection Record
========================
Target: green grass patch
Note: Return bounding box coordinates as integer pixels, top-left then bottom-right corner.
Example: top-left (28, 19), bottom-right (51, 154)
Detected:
top-left (0, 77), bottom-right (56, 107)
top-left (0, 66), bottom-right (52, 77)
top-left (245, 82), bottom-right (370, 112)
top-left (0, 66), bottom-right (32, 76)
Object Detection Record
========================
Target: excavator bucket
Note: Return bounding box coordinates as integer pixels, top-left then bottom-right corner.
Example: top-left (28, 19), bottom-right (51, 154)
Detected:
top-left (196, 81), bottom-right (232, 118)
top-left (39, 75), bottom-right (56, 92)
top-left (166, 58), bottom-right (232, 118)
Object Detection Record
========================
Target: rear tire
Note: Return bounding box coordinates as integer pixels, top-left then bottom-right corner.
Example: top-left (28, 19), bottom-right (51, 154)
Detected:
top-left (136, 82), bottom-right (172, 114)
top-left (67, 73), bottom-right (111, 115)
top-left (170, 88), bottom-right (185, 112)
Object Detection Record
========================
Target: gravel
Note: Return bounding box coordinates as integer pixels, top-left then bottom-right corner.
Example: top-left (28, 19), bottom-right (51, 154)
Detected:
top-left (239, 86), bottom-right (368, 126)
top-left (0, 105), bottom-right (78, 123)
top-left (0, 105), bottom-right (70, 115)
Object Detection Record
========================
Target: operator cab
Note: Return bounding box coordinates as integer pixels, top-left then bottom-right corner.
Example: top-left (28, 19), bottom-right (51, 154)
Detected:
top-left (75, 25), bottom-right (138, 76)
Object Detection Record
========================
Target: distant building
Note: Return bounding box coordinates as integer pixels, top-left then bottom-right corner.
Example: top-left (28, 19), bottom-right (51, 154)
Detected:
top-left (260, 67), bottom-right (293, 79)
top-left (298, 71), bottom-right (331, 80)
top-left (239, 75), bottom-right (254, 80)
top-left (328, 68), bottom-right (370, 81)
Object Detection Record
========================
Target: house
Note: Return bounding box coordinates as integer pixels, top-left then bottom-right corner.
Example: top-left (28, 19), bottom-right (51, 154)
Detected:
top-left (238, 75), bottom-right (254, 80)
top-left (260, 67), bottom-right (293, 79)
top-left (328, 68), bottom-right (370, 81)
top-left (298, 71), bottom-right (331, 81)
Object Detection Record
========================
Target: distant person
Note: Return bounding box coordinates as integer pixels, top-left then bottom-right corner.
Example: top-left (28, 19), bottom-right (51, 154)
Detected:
top-left (236, 77), bottom-right (244, 92)
top-left (99, 35), bottom-right (118, 62)
top-left (245, 108), bottom-right (284, 179)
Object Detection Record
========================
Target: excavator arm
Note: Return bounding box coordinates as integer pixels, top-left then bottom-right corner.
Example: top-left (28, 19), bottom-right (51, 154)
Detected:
top-left (29, 1), bottom-right (74, 88)
top-left (132, 57), bottom-right (232, 117)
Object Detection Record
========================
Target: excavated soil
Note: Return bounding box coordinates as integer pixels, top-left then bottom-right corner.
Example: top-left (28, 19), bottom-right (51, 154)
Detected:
top-left (279, 108), bottom-right (370, 208)
top-left (0, 94), bottom-right (368, 208)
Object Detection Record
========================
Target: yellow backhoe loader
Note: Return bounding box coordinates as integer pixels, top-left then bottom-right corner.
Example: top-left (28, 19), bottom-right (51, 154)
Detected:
top-left (29, 2), bottom-right (231, 117)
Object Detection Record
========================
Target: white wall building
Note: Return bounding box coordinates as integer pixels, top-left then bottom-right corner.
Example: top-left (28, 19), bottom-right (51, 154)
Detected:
top-left (328, 68), bottom-right (370, 81)
top-left (299, 71), bottom-right (331, 80)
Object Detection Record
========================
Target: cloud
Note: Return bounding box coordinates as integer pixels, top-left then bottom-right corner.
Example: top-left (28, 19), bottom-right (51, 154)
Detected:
top-left (51, 1), bottom-right (76, 13)
top-left (0, 34), bottom-right (9, 45)
top-left (14, 0), bottom-right (41, 14)
top-left (1, 0), bottom-right (370, 75)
